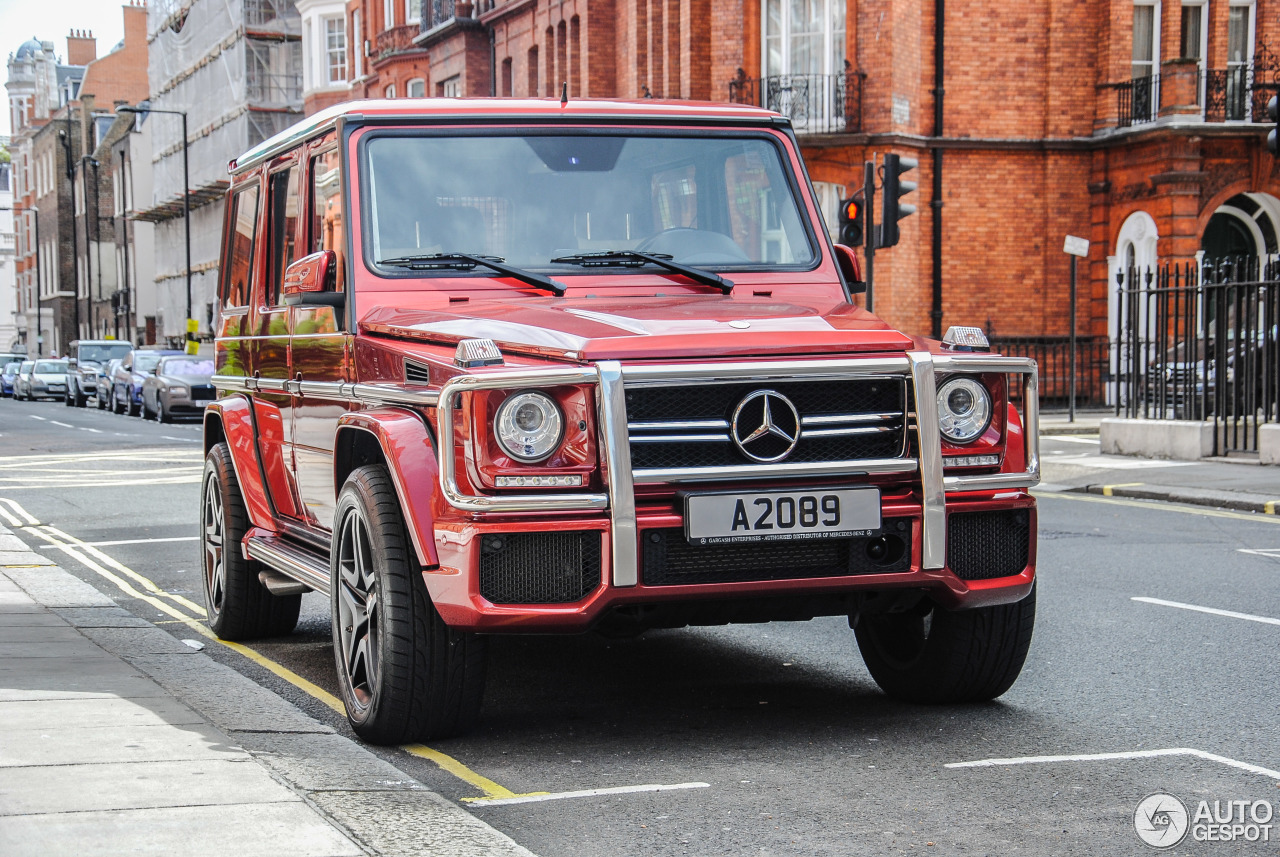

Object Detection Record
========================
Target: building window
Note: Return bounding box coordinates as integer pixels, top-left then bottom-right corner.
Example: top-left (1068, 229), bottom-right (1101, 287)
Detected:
top-left (383, 0), bottom-right (395, 30)
top-left (407, 78), bottom-right (425, 97)
top-left (764, 0), bottom-right (845, 78)
top-left (527, 45), bottom-right (539, 96)
top-left (385, 83), bottom-right (396, 98)
top-left (405, 0), bottom-right (421, 25)
top-left (440, 75), bottom-right (461, 98)
top-left (1132, 2), bottom-right (1158, 80)
top-left (325, 17), bottom-right (347, 84)
top-left (811, 181), bottom-right (845, 242)
top-left (501, 57), bottom-right (512, 96)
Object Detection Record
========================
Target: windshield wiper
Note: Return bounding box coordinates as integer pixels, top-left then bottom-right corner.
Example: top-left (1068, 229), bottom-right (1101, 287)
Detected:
top-left (377, 253), bottom-right (566, 297)
top-left (550, 250), bottom-right (733, 294)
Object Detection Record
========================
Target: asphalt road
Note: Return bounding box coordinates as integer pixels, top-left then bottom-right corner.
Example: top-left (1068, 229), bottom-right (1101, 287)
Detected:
top-left (3, 400), bottom-right (1279, 856)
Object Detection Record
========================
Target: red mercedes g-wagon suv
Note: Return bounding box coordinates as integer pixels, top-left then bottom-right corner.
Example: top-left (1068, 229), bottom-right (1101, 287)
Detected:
top-left (202, 98), bottom-right (1040, 743)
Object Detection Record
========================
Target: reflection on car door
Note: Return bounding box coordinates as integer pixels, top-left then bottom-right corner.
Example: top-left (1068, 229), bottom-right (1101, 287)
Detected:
top-left (289, 141), bottom-right (349, 533)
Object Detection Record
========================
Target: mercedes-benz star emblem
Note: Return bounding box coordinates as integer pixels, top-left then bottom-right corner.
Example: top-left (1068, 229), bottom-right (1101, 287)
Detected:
top-left (731, 390), bottom-right (801, 463)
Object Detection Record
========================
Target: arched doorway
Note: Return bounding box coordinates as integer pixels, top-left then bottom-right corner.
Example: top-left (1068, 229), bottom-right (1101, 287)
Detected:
top-left (1108, 211), bottom-right (1160, 406)
top-left (1201, 192), bottom-right (1280, 262)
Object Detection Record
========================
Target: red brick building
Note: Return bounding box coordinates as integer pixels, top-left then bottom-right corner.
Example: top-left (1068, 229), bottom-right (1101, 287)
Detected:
top-left (313, 0), bottom-right (1280, 368)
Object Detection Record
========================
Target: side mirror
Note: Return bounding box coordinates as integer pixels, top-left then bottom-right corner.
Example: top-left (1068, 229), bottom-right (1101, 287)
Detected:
top-left (833, 244), bottom-right (866, 295)
top-left (283, 250), bottom-right (344, 308)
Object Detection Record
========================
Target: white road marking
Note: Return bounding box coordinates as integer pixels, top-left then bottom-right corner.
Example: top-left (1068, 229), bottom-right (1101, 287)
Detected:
top-left (1238, 548), bottom-right (1280, 558)
top-left (1047, 454), bottom-right (1200, 469)
top-left (160, 436), bottom-right (200, 442)
top-left (947, 747), bottom-right (1280, 781)
top-left (1132, 596), bottom-right (1280, 627)
top-left (29, 415), bottom-right (45, 421)
top-left (50, 421), bottom-right (73, 428)
top-left (0, 477), bottom-right (202, 490)
top-left (78, 427), bottom-right (102, 433)
top-left (1046, 435), bottom-right (1101, 444)
top-left (0, 498), bottom-right (40, 525)
top-left (38, 535), bottom-right (198, 549)
top-left (465, 782), bottom-right (711, 807)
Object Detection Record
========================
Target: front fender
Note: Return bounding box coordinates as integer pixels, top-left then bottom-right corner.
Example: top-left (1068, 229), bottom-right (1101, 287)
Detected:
top-left (204, 396), bottom-right (276, 530)
top-left (335, 409), bottom-right (441, 569)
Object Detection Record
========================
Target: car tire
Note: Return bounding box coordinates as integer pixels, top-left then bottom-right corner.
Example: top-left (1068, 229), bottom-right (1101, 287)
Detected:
top-left (95, 391), bottom-right (106, 410)
top-left (158, 398), bottom-right (172, 423)
top-left (200, 442), bottom-right (301, 640)
top-left (112, 390), bottom-right (125, 415)
top-left (854, 584), bottom-right (1036, 704)
top-left (331, 465), bottom-right (488, 744)
top-left (128, 398), bottom-right (140, 417)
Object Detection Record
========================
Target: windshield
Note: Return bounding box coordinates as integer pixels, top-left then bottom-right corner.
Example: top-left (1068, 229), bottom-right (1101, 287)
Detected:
top-left (35, 361), bottom-right (67, 373)
top-left (2, 364), bottom-right (18, 376)
top-left (134, 352), bottom-right (167, 373)
top-left (363, 133), bottom-right (817, 275)
top-left (78, 343), bottom-right (133, 364)
top-left (161, 358), bottom-right (215, 377)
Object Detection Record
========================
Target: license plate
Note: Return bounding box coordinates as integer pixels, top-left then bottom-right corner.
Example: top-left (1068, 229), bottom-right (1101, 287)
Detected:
top-left (684, 488), bottom-right (880, 545)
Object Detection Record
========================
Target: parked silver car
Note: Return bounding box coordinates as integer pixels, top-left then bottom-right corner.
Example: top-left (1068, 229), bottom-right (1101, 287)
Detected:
top-left (20, 359), bottom-right (69, 401)
top-left (112, 349), bottom-right (183, 416)
top-left (12, 360), bottom-right (35, 400)
top-left (141, 356), bottom-right (215, 422)
top-left (95, 358), bottom-right (126, 409)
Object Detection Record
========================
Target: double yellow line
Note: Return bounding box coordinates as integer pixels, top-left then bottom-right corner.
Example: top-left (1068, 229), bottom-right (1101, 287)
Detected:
top-left (0, 497), bottom-right (533, 802)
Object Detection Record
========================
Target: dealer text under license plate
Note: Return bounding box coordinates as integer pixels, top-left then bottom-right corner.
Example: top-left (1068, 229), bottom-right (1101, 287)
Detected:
top-left (685, 488), bottom-right (881, 545)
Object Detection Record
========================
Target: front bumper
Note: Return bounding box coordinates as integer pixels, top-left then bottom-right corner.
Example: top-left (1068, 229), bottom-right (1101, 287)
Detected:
top-left (424, 353), bottom-right (1040, 632)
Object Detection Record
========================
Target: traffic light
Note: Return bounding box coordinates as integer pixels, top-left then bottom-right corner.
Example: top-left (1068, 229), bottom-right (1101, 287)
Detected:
top-left (879, 153), bottom-right (917, 249)
top-left (1268, 95), bottom-right (1278, 157)
top-left (837, 193), bottom-right (864, 246)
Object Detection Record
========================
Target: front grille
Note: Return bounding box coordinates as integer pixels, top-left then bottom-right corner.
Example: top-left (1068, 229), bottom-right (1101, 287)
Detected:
top-left (947, 510), bottom-right (1031, 581)
top-left (642, 518), bottom-right (912, 586)
top-left (479, 531), bottom-right (602, 604)
top-left (190, 385), bottom-right (216, 401)
top-left (626, 378), bottom-right (906, 473)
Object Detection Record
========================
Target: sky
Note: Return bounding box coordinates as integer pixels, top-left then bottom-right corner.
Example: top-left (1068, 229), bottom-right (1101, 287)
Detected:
top-left (0, 0), bottom-right (127, 137)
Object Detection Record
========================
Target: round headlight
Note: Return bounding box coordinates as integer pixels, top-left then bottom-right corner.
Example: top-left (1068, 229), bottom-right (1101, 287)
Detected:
top-left (494, 391), bottom-right (564, 463)
top-left (937, 376), bottom-right (992, 444)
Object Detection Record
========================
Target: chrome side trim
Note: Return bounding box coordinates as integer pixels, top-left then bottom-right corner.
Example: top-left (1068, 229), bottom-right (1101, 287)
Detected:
top-left (628, 419), bottom-right (730, 431)
top-left (800, 426), bottom-right (894, 439)
top-left (800, 412), bottom-right (900, 425)
top-left (596, 361), bottom-right (638, 588)
top-left (908, 352), bottom-right (947, 570)
top-left (633, 458), bottom-right (917, 484)
top-left (435, 367), bottom-right (608, 513)
top-left (629, 434), bottom-right (731, 444)
top-left (244, 536), bottom-right (331, 596)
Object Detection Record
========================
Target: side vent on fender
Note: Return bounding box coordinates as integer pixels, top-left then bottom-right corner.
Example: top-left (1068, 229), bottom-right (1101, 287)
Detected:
top-left (404, 359), bottom-right (433, 384)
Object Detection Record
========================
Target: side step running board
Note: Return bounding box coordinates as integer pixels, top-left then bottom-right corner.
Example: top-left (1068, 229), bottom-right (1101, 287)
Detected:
top-left (245, 535), bottom-right (330, 597)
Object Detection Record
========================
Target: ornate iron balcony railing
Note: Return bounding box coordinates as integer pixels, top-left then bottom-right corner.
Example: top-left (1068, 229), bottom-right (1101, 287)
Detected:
top-left (728, 63), bottom-right (864, 135)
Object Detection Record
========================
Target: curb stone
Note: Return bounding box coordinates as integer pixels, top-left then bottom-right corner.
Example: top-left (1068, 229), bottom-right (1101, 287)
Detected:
top-left (0, 523), bottom-right (538, 857)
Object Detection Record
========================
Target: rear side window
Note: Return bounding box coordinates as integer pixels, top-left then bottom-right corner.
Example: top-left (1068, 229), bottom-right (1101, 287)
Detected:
top-left (222, 184), bottom-right (260, 310)
top-left (310, 148), bottom-right (343, 290)
top-left (267, 166), bottom-right (300, 306)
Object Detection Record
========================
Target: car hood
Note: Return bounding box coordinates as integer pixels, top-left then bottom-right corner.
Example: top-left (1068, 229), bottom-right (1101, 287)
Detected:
top-left (33, 373), bottom-right (66, 381)
top-left (359, 295), bottom-right (914, 361)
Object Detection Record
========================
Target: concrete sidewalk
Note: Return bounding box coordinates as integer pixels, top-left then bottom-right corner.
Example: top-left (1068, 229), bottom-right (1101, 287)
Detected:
top-left (0, 524), bottom-right (535, 857)
top-left (1037, 410), bottom-right (1280, 514)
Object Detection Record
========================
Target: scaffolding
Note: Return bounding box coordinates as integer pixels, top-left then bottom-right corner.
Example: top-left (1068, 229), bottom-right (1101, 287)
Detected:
top-left (141, 0), bottom-right (302, 340)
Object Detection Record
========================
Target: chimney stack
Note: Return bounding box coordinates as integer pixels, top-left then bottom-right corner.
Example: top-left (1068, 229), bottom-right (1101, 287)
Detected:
top-left (66, 29), bottom-right (97, 66)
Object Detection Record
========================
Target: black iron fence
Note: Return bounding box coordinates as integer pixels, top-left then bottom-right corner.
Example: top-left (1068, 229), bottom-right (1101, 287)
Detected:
top-left (728, 63), bottom-right (863, 135)
top-left (1110, 75), bottom-right (1158, 127)
top-left (1114, 257), bottom-right (1280, 454)
top-left (989, 337), bottom-right (1110, 407)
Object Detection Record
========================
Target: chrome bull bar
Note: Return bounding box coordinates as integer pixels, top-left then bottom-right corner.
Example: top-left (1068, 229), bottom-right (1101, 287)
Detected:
top-left (430, 352), bottom-right (1041, 587)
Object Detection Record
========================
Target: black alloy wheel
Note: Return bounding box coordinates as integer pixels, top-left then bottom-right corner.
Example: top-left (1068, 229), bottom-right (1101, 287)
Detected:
top-left (200, 442), bottom-right (300, 639)
top-left (854, 584), bottom-right (1036, 704)
top-left (332, 465), bottom-right (487, 744)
